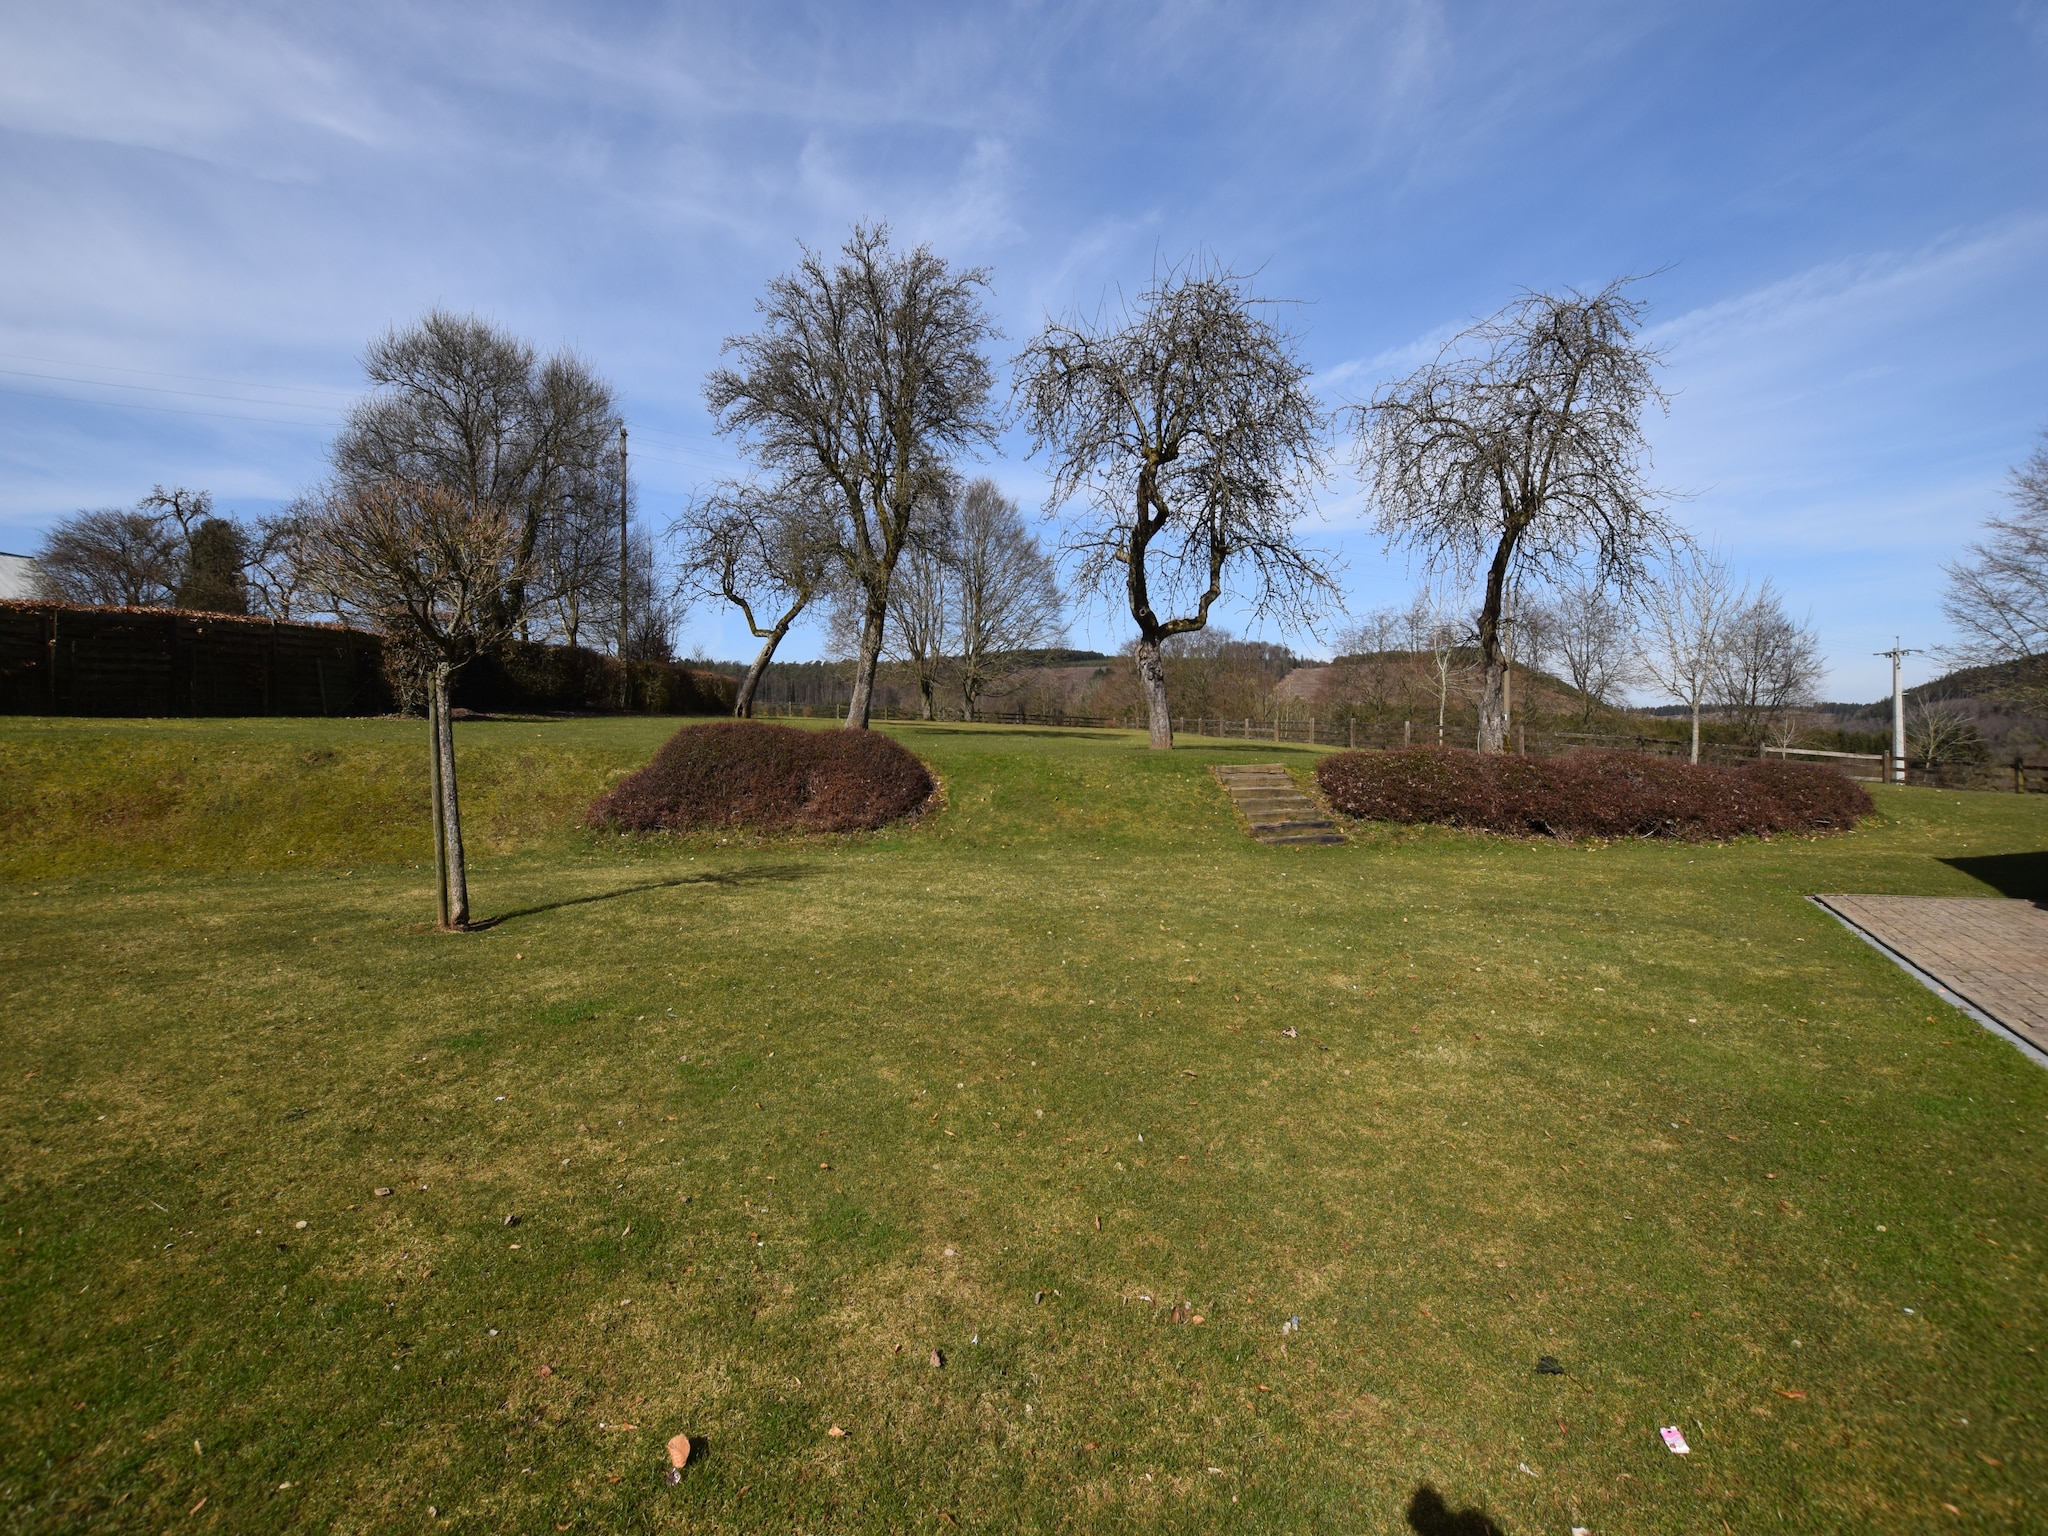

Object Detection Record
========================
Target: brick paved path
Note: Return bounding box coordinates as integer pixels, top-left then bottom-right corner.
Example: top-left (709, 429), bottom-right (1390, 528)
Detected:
top-left (1211, 764), bottom-right (1345, 846)
top-left (1814, 895), bottom-right (2048, 1053)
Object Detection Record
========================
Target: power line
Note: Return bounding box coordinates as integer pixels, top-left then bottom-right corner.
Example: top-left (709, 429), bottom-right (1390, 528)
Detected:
top-left (0, 382), bottom-right (340, 427)
top-left (0, 366), bottom-right (340, 410)
top-left (0, 349), bottom-right (357, 401)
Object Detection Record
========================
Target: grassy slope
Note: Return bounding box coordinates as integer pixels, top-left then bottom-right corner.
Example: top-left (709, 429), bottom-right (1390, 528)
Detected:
top-left (2, 715), bottom-right (2045, 1535)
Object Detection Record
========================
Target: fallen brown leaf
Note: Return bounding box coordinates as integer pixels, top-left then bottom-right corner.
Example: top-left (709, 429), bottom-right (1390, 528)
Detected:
top-left (668, 1433), bottom-right (692, 1469)
top-left (827, 1424), bottom-right (845, 1438)
top-left (1775, 1389), bottom-right (1806, 1400)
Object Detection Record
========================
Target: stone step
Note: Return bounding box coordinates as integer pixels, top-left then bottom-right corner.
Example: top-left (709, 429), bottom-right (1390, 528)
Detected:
top-left (1211, 762), bottom-right (1345, 847)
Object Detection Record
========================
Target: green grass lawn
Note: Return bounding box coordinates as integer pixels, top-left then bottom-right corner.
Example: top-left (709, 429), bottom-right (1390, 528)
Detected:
top-left (3, 714), bottom-right (2045, 1534)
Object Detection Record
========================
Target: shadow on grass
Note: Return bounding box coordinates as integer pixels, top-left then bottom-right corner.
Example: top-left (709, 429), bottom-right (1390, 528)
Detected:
top-left (473, 864), bottom-right (814, 929)
top-left (1406, 1485), bottom-right (1507, 1535)
top-left (1940, 850), bottom-right (2048, 902)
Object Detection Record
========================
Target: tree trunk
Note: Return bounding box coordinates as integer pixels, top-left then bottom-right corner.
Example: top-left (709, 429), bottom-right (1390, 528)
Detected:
top-left (427, 682), bottom-right (450, 931)
top-left (1135, 634), bottom-right (1173, 749)
top-left (844, 587), bottom-right (887, 730)
top-left (734, 617), bottom-right (793, 719)
top-left (1689, 699), bottom-right (1702, 765)
top-left (917, 672), bottom-right (935, 720)
top-left (961, 682), bottom-right (978, 723)
top-left (1476, 657), bottom-right (1508, 753)
top-left (434, 664), bottom-right (471, 929)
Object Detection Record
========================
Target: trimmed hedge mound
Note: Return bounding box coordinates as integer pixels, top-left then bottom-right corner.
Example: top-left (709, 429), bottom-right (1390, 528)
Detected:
top-left (1315, 746), bottom-right (1872, 841)
top-left (586, 721), bottom-right (934, 835)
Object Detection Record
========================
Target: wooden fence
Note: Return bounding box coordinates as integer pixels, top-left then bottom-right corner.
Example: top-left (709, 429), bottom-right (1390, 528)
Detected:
top-left (0, 602), bottom-right (738, 719)
top-left (0, 602), bottom-right (391, 717)
top-left (753, 701), bottom-right (2045, 792)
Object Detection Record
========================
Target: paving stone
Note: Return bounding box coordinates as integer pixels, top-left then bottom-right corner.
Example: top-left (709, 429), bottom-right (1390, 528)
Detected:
top-left (1815, 894), bottom-right (2048, 1055)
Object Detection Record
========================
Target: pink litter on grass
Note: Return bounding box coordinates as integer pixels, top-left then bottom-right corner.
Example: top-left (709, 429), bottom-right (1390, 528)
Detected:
top-left (1659, 1426), bottom-right (1690, 1454)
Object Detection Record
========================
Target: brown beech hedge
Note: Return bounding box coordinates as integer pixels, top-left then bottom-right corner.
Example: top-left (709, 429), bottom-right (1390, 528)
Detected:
top-left (587, 721), bottom-right (935, 835)
top-left (1315, 746), bottom-right (1872, 841)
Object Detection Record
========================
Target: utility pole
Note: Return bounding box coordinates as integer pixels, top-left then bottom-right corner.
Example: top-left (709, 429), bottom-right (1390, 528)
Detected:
top-left (1876, 638), bottom-right (1920, 785)
top-left (616, 424), bottom-right (630, 664)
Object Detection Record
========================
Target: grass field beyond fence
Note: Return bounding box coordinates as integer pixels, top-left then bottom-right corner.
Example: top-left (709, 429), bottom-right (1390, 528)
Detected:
top-left (2, 714), bottom-right (2045, 1534)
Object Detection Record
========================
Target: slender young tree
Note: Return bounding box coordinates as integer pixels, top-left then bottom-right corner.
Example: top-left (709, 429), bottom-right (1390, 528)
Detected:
top-left (951, 478), bottom-right (1064, 720)
top-left (706, 223), bottom-right (999, 729)
top-left (674, 482), bottom-right (838, 717)
top-left (1637, 549), bottom-right (1736, 765)
top-left (1358, 280), bottom-right (1672, 753)
top-left (306, 480), bottom-right (526, 930)
top-left (1016, 264), bottom-right (1333, 749)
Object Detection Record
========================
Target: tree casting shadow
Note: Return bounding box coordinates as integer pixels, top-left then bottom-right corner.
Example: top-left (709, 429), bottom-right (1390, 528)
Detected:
top-left (1407, 1484), bottom-right (1507, 1536)
top-left (473, 864), bottom-right (813, 929)
top-left (1940, 851), bottom-right (2048, 903)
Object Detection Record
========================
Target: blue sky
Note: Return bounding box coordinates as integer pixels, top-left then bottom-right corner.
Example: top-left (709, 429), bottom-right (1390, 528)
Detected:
top-left (1, 1), bottom-right (2043, 698)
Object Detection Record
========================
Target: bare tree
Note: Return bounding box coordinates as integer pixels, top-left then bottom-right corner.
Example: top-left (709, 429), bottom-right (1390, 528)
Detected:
top-left (245, 497), bottom-right (326, 621)
top-left (34, 506), bottom-right (182, 606)
top-left (620, 523), bottom-right (680, 662)
top-left (533, 464), bottom-right (625, 650)
top-left (333, 310), bottom-right (621, 639)
top-left (305, 480), bottom-right (526, 930)
top-left (1714, 580), bottom-right (1823, 751)
top-left (1908, 696), bottom-right (1977, 771)
top-left (1404, 586), bottom-right (1471, 745)
top-left (1357, 280), bottom-right (1672, 753)
top-left (139, 485), bottom-right (213, 543)
top-left (674, 482), bottom-right (837, 716)
top-left (952, 478), bottom-right (1064, 720)
top-left (885, 534), bottom-right (953, 719)
top-left (707, 223), bottom-right (999, 730)
top-left (1544, 571), bottom-right (1638, 727)
top-left (1017, 264), bottom-right (1333, 749)
top-left (1942, 428), bottom-right (2048, 684)
top-left (1637, 549), bottom-right (1737, 764)
top-left (1337, 606), bottom-right (1405, 657)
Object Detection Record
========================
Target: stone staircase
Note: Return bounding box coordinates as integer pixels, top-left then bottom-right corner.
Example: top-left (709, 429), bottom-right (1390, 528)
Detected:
top-left (1211, 763), bottom-right (1346, 846)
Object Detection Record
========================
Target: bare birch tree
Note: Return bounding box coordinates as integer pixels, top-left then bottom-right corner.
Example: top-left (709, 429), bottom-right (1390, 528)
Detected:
top-left (706, 223), bottom-right (998, 730)
top-left (1016, 264), bottom-right (1333, 749)
top-left (1637, 549), bottom-right (1736, 764)
top-left (952, 478), bottom-right (1064, 719)
top-left (1358, 280), bottom-right (1672, 753)
top-left (306, 480), bottom-right (526, 930)
top-left (1404, 586), bottom-right (1471, 745)
top-left (674, 482), bottom-right (837, 716)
